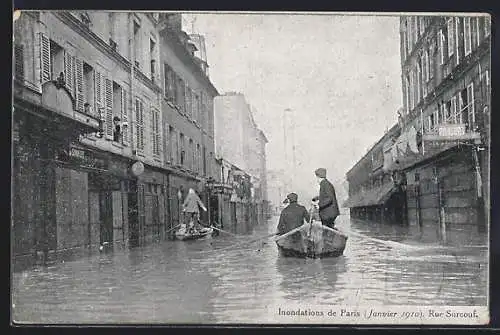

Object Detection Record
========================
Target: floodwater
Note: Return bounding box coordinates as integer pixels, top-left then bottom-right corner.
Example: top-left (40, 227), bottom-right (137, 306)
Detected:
top-left (11, 215), bottom-right (488, 324)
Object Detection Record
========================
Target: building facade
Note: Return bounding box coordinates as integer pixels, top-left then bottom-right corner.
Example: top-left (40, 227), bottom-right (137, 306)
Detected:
top-left (344, 15), bottom-right (490, 246)
top-left (391, 14), bottom-right (490, 245)
top-left (343, 123), bottom-right (408, 225)
top-left (12, 11), bottom-right (219, 270)
top-left (214, 92), bottom-right (269, 227)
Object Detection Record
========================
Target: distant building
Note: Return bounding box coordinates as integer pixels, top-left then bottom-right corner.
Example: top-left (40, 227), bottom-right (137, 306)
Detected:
top-left (214, 92), bottom-right (268, 226)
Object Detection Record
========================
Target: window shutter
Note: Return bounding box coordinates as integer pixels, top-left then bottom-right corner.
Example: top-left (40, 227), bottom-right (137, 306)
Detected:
top-left (94, 71), bottom-right (104, 120)
top-left (151, 107), bottom-right (157, 155)
top-left (75, 58), bottom-right (84, 112)
top-left (104, 78), bottom-right (113, 139)
top-left (14, 44), bottom-right (24, 81)
top-left (467, 83), bottom-right (475, 125)
top-left (64, 51), bottom-right (75, 94)
top-left (39, 33), bottom-right (51, 83)
top-left (451, 96), bottom-right (457, 123)
top-left (121, 88), bottom-right (129, 146)
top-left (156, 109), bottom-right (161, 156)
top-left (135, 100), bottom-right (144, 152)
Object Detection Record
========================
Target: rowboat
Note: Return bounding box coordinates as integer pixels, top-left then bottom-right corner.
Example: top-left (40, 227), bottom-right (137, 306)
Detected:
top-left (174, 226), bottom-right (214, 241)
top-left (275, 221), bottom-right (348, 258)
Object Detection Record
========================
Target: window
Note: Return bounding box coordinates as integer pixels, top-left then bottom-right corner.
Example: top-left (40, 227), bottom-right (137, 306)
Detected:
top-left (464, 17), bottom-right (472, 56)
top-left (150, 38), bottom-right (156, 81)
top-left (418, 16), bottom-right (425, 36)
top-left (133, 21), bottom-right (141, 68)
top-left (196, 144), bottom-right (201, 173)
top-left (185, 85), bottom-right (192, 118)
top-left (193, 93), bottom-right (199, 123)
top-left (164, 63), bottom-right (176, 103)
top-left (151, 107), bottom-right (161, 156)
top-left (438, 30), bottom-right (446, 65)
top-left (423, 50), bottom-right (430, 82)
top-left (112, 81), bottom-right (122, 142)
top-left (450, 96), bottom-right (458, 124)
top-left (135, 98), bottom-right (145, 152)
top-left (405, 75), bottom-right (411, 113)
top-left (109, 13), bottom-right (117, 48)
top-left (454, 17), bottom-right (460, 63)
top-left (169, 127), bottom-right (178, 163)
top-left (447, 18), bottom-right (455, 58)
top-left (484, 16), bottom-right (490, 37)
top-left (180, 133), bottom-right (185, 165)
top-left (433, 109), bottom-right (439, 126)
top-left (189, 139), bottom-right (194, 170)
top-left (83, 62), bottom-right (95, 115)
top-left (416, 63), bottom-right (422, 103)
top-left (103, 78), bottom-right (113, 140)
top-left (14, 44), bottom-right (24, 81)
top-left (411, 17), bottom-right (418, 47)
top-left (121, 88), bottom-right (129, 146)
top-left (459, 83), bottom-right (475, 130)
top-left (49, 40), bottom-right (64, 82)
top-left (177, 77), bottom-right (185, 112)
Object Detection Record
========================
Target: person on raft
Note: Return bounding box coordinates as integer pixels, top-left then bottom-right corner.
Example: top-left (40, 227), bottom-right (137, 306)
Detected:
top-left (276, 193), bottom-right (310, 237)
top-left (182, 188), bottom-right (207, 233)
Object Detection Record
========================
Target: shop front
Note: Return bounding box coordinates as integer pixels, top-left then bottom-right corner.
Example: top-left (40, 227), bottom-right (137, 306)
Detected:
top-left (12, 80), bottom-right (100, 269)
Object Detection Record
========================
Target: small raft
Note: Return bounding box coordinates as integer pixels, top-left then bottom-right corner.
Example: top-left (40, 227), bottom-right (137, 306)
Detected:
top-left (175, 226), bottom-right (214, 241)
top-left (275, 221), bottom-right (348, 258)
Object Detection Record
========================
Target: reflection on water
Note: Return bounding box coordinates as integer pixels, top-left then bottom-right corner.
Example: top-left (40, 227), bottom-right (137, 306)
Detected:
top-left (12, 215), bottom-right (487, 324)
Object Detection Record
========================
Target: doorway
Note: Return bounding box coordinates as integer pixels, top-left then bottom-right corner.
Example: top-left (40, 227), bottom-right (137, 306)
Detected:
top-left (99, 191), bottom-right (113, 246)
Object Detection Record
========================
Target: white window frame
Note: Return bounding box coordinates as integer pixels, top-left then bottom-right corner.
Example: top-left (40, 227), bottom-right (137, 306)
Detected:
top-left (464, 17), bottom-right (472, 56)
top-left (447, 18), bottom-right (455, 58)
top-left (439, 30), bottom-right (445, 65)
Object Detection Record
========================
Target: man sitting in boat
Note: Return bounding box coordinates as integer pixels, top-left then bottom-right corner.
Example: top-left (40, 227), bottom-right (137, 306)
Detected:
top-left (182, 188), bottom-right (207, 234)
top-left (276, 193), bottom-right (310, 237)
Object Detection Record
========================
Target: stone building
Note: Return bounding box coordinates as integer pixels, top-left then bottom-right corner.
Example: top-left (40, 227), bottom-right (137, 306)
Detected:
top-left (389, 14), bottom-right (490, 245)
top-left (213, 92), bottom-right (268, 227)
top-left (344, 15), bottom-right (490, 246)
top-left (12, 11), bottom-right (219, 269)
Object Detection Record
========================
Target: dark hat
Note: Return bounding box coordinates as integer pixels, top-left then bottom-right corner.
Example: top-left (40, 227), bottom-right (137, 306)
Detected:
top-left (282, 198), bottom-right (289, 204)
top-left (286, 193), bottom-right (298, 203)
top-left (312, 196), bottom-right (319, 201)
top-left (315, 168), bottom-right (327, 178)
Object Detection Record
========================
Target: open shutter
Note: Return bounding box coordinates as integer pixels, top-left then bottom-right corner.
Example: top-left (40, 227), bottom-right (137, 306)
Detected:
top-left (467, 83), bottom-right (475, 126)
top-left (104, 78), bottom-right (113, 139)
top-left (94, 71), bottom-right (102, 118)
top-left (39, 33), bottom-right (51, 83)
top-left (75, 58), bottom-right (84, 112)
top-left (151, 106), bottom-right (157, 155)
top-left (64, 51), bottom-right (74, 94)
top-left (155, 108), bottom-right (161, 156)
top-left (14, 44), bottom-right (24, 81)
top-left (121, 88), bottom-right (129, 146)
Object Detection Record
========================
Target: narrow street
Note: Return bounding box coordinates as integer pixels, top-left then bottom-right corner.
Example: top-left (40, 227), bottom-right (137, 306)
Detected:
top-left (12, 215), bottom-right (487, 324)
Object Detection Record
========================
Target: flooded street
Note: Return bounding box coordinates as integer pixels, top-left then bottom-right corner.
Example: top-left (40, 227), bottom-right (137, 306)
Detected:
top-left (12, 215), bottom-right (488, 324)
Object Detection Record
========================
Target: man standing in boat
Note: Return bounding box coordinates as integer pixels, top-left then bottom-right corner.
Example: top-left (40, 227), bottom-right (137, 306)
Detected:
top-left (276, 193), bottom-right (310, 236)
top-left (314, 168), bottom-right (340, 229)
top-left (182, 188), bottom-right (207, 233)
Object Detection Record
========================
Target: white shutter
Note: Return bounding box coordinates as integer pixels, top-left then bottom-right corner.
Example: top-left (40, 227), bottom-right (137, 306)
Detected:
top-left (64, 51), bottom-right (75, 94)
top-left (135, 99), bottom-right (144, 152)
top-left (467, 83), bottom-right (475, 125)
top-left (75, 58), bottom-right (84, 112)
top-left (151, 106), bottom-right (157, 155)
top-left (39, 33), bottom-right (51, 83)
top-left (104, 78), bottom-right (113, 139)
top-left (121, 88), bottom-right (129, 146)
top-left (451, 96), bottom-right (457, 123)
top-left (94, 71), bottom-right (103, 119)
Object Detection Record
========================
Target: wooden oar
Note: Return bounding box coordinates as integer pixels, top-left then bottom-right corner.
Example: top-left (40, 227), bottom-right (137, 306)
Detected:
top-left (274, 224), bottom-right (307, 242)
top-left (165, 223), bottom-right (182, 234)
top-left (210, 226), bottom-right (238, 237)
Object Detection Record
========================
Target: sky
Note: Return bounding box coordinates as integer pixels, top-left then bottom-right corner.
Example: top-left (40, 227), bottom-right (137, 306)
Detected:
top-left (183, 13), bottom-right (403, 202)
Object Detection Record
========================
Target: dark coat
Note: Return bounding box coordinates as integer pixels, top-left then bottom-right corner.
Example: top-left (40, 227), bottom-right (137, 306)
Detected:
top-left (318, 179), bottom-right (340, 222)
top-left (276, 203), bottom-right (310, 235)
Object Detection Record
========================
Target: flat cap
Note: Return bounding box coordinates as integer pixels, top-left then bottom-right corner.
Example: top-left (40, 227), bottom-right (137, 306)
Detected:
top-left (315, 168), bottom-right (327, 178)
top-left (286, 192), bottom-right (298, 202)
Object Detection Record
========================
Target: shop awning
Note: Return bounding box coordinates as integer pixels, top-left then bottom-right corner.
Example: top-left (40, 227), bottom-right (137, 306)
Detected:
top-left (343, 182), bottom-right (397, 208)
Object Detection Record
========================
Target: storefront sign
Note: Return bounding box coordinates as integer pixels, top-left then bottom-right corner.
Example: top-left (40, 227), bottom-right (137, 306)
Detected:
top-left (131, 161), bottom-right (145, 176)
top-left (66, 146), bottom-right (107, 170)
top-left (437, 124), bottom-right (466, 137)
